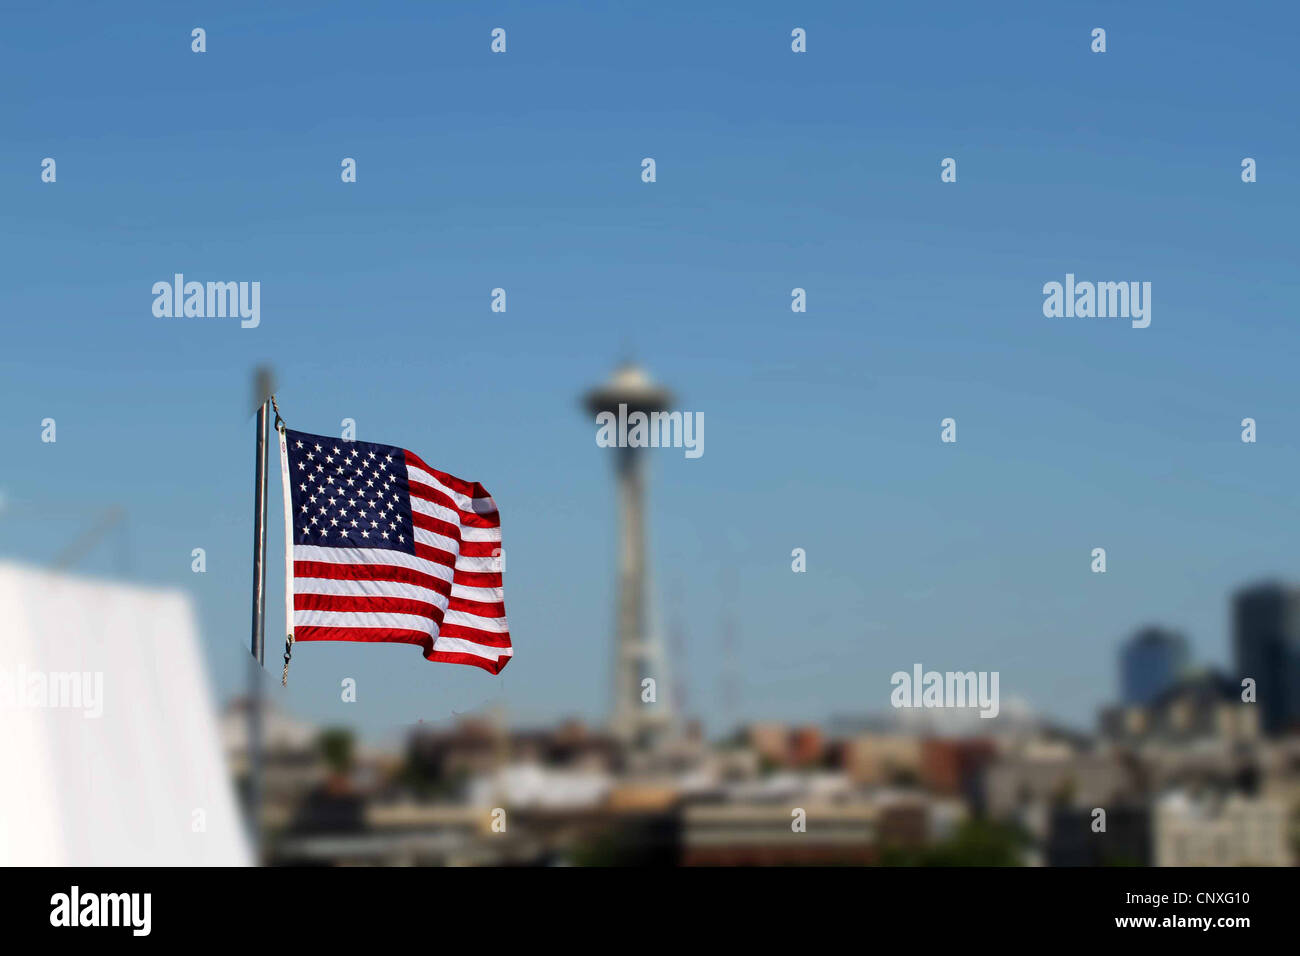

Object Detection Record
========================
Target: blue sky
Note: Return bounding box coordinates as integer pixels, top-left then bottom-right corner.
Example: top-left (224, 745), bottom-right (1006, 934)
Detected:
top-left (1, 1), bottom-right (1297, 742)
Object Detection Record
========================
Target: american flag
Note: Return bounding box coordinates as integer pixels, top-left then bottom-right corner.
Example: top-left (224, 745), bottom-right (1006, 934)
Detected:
top-left (281, 428), bottom-right (511, 674)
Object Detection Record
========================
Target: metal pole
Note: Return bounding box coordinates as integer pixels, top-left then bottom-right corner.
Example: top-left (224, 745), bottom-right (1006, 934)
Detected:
top-left (248, 366), bottom-right (273, 862)
top-left (251, 397), bottom-right (270, 664)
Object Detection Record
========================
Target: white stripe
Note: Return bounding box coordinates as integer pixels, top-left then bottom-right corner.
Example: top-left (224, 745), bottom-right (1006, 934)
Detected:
top-left (277, 427), bottom-right (295, 651)
top-left (293, 613), bottom-right (511, 656)
top-left (413, 526), bottom-right (458, 554)
top-left (294, 544), bottom-right (453, 583)
top-left (294, 610), bottom-right (436, 633)
top-left (410, 529), bottom-right (501, 568)
top-left (293, 577), bottom-right (450, 608)
top-left (406, 465), bottom-right (498, 515)
top-left (454, 555), bottom-right (500, 574)
top-left (409, 496), bottom-right (500, 540)
top-left (295, 576), bottom-right (500, 606)
top-left (451, 583), bottom-right (505, 603)
top-left (433, 636), bottom-right (514, 661)
top-left (409, 495), bottom-right (461, 526)
top-left (443, 609), bottom-right (509, 633)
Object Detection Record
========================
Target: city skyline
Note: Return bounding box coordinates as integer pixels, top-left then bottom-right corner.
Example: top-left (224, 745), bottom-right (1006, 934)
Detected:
top-left (1, 2), bottom-right (1297, 741)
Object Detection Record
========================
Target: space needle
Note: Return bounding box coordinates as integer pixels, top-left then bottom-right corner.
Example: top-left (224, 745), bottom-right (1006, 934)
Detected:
top-left (583, 362), bottom-right (676, 748)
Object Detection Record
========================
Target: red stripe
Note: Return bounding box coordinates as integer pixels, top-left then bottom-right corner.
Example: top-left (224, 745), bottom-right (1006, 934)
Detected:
top-left (295, 560), bottom-right (452, 598)
top-left (410, 510), bottom-right (462, 541)
top-left (447, 595), bottom-right (506, 618)
top-left (410, 513), bottom-right (500, 558)
top-left (437, 621), bottom-right (512, 648)
top-left (295, 625), bottom-right (433, 647)
top-left (453, 569), bottom-right (502, 589)
top-left (295, 593), bottom-right (446, 624)
top-left (412, 541), bottom-right (455, 567)
top-left (425, 650), bottom-right (511, 675)
top-left (294, 626), bottom-right (511, 675)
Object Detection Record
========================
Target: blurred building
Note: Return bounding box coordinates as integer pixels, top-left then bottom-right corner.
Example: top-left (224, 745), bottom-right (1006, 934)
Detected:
top-left (1120, 626), bottom-right (1188, 706)
top-left (1047, 804), bottom-right (1151, 866)
top-left (1100, 669), bottom-right (1258, 744)
top-left (920, 738), bottom-right (998, 802)
top-left (837, 733), bottom-right (923, 786)
top-left (221, 697), bottom-right (326, 830)
top-left (680, 802), bottom-right (879, 865)
top-left (984, 748), bottom-right (1135, 828)
top-left (1234, 582), bottom-right (1300, 736)
top-left (743, 722), bottom-right (828, 770)
top-left (1153, 791), bottom-right (1289, 866)
top-left (405, 716), bottom-right (620, 786)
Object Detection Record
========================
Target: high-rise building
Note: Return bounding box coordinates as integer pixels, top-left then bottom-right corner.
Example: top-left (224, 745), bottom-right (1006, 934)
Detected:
top-left (1119, 627), bottom-right (1189, 706)
top-left (583, 363), bottom-right (675, 748)
top-left (1233, 582), bottom-right (1300, 736)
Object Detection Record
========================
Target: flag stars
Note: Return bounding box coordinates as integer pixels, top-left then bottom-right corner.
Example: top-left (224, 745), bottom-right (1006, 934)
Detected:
top-left (289, 435), bottom-right (413, 554)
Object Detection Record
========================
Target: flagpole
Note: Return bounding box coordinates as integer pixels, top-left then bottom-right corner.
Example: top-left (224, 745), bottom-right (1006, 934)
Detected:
top-left (251, 373), bottom-right (271, 664)
top-left (248, 365), bottom-right (274, 862)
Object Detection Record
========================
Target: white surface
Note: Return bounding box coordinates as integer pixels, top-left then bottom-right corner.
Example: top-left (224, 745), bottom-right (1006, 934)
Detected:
top-left (0, 562), bottom-right (250, 865)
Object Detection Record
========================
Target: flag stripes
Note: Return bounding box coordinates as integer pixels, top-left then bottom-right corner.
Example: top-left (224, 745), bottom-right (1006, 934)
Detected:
top-left (283, 429), bottom-right (511, 674)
